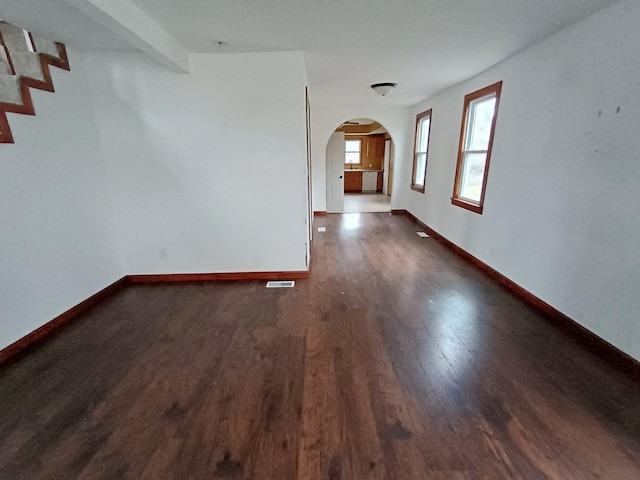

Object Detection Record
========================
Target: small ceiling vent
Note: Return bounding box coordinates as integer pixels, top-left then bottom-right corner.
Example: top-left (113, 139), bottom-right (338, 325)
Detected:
top-left (266, 280), bottom-right (295, 288)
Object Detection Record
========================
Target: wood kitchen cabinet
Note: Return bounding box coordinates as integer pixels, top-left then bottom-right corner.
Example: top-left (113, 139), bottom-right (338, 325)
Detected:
top-left (344, 171), bottom-right (363, 192)
top-left (366, 135), bottom-right (385, 169)
top-left (344, 170), bottom-right (384, 193)
top-left (359, 135), bottom-right (384, 170)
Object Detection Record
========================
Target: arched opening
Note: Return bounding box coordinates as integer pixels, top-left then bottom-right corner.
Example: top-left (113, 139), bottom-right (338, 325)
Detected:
top-left (325, 118), bottom-right (395, 213)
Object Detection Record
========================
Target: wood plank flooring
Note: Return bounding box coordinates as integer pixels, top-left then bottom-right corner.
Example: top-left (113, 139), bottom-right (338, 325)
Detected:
top-left (1, 212), bottom-right (639, 479)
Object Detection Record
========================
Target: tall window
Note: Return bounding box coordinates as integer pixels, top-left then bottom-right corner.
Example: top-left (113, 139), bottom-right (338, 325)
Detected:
top-left (345, 139), bottom-right (362, 167)
top-left (452, 81), bottom-right (502, 214)
top-left (411, 109), bottom-right (432, 193)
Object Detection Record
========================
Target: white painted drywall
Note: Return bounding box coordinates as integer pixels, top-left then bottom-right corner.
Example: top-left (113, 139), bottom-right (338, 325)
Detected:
top-left (0, 48), bottom-right (122, 350)
top-left (310, 106), bottom-right (411, 212)
top-left (86, 51), bottom-right (309, 274)
top-left (405, 0), bottom-right (640, 360)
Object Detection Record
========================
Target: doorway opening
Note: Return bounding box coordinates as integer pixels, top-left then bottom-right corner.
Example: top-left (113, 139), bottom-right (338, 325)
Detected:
top-left (325, 118), bottom-right (394, 213)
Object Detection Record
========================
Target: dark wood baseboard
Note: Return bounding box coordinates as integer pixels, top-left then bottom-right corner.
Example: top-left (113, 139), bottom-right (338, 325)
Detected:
top-left (0, 276), bottom-right (128, 365)
top-left (313, 211), bottom-right (327, 216)
top-left (127, 271), bottom-right (310, 283)
top-left (0, 269), bottom-right (310, 366)
top-left (393, 209), bottom-right (640, 380)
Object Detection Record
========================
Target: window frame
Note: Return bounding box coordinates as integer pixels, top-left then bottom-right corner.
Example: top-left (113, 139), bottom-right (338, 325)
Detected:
top-left (411, 109), bottom-right (433, 193)
top-left (451, 81), bottom-right (502, 214)
top-left (344, 138), bottom-right (363, 167)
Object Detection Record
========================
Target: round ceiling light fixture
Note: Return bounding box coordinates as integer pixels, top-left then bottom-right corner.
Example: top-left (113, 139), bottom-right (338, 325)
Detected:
top-left (370, 82), bottom-right (397, 96)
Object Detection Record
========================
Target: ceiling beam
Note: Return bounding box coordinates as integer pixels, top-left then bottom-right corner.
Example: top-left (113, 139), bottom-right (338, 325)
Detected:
top-left (62, 0), bottom-right (189, 73)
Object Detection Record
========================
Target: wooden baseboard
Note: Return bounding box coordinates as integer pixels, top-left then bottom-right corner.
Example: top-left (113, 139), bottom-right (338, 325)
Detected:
top-left (0, 276), bottom-right (128, 365)
top-left (313, 211), bottom-right (327, 217)
top-left (0, 268), bottom-right (310, 365)
top-left (394, 209), bottom-right (640, 380)
top-left (127, 271), bottom-right (310, 283)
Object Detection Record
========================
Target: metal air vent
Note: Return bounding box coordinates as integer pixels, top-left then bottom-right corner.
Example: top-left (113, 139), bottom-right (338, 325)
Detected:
top-left (266, 281), bottom-right (296, 288)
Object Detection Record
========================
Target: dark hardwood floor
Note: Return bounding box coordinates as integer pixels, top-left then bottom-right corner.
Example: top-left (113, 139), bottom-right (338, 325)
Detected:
top-left (1, 213), bottom-right (640, 479)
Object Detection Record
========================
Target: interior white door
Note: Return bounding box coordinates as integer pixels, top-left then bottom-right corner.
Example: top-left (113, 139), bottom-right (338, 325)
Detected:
top-left (326, 132), bottom-right (344, 213)
top-left (383, 139), bottom-right (391, 195)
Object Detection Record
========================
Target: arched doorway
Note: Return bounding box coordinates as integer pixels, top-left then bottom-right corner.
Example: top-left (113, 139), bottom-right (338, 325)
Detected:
top-left (325, 118), bottom-right (394, 213)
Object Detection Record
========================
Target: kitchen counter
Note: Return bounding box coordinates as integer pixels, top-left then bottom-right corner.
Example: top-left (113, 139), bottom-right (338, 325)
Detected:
top-left (344, 170), bottom-right (384, 192)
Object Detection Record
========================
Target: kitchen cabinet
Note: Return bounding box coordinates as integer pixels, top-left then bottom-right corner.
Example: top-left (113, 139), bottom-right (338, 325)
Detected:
top-left (344, 170), bottom-right (384, 192)
top-left (344, 171), bottom-right (363, 192)
top-left (366, 135), bottom-right (385, 169)
top-left (357, 135), bottom-right (385, 170)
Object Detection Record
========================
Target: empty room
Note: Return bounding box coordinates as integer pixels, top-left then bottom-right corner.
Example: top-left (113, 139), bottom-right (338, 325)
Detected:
top-left (1, 0), bottom-right (639, 478)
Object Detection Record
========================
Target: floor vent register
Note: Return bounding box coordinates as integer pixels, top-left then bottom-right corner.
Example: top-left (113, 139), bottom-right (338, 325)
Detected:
top-left (266, 281), bottom-right (296, 288)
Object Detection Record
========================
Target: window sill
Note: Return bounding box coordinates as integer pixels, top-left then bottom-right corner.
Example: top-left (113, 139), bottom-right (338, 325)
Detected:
top-left (451, 197), bottom-right (483, 214)
top-left (411, 184), bottom-right (425, 194)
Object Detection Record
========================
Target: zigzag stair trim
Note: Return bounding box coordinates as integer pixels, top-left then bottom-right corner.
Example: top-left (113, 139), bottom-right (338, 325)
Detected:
top-left (0, 39), bottom-right (70, 144)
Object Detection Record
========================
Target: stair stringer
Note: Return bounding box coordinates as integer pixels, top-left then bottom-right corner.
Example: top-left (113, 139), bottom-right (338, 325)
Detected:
top-left (0, 42), bottom-right (70, 144)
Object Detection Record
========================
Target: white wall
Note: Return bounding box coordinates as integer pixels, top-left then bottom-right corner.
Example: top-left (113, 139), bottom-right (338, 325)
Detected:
top-left (0, 48), bottom-right (122, 349)
top-left (86, 51), bottom-right (310, 274)
top-left (310, 106), bottom-right (411, 212)
top-left (405, 0), bottom-right (640, 360)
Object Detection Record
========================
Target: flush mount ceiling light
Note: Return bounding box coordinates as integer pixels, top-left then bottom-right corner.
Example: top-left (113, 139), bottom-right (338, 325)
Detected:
top-left (371, 82), bottom-right (397, 96)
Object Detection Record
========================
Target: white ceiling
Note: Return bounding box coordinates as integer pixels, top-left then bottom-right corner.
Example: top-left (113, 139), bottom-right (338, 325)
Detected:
top-left (127, 0), bottom-right (619, 106)
top-left (0, 1), bottom-right (135, 52)
top-left (1, 0), bottom-right (620, 106)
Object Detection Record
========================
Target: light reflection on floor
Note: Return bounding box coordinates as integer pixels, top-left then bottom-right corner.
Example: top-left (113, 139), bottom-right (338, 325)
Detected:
top-left (435, 290), bottom-right (479, 332)
top-left (425, 290), bottom-right (481, 385)
top-left (341, 213), bottom-right (362, 230)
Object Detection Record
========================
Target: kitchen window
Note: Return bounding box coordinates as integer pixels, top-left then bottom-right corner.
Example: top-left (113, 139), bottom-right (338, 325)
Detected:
top-left (452, 81), bottom-right (502, 214)
top-left (345, 139), bottom-right (362, 167)
top-left (411, 109), bottom-right (432, 193)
